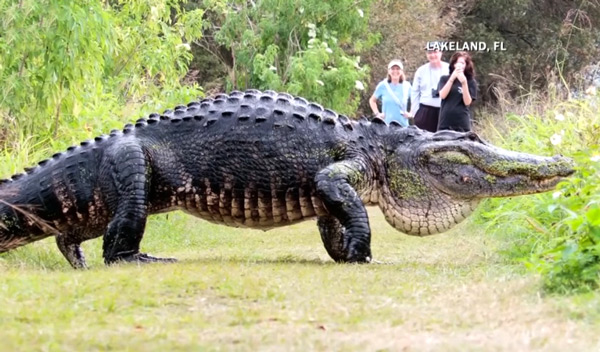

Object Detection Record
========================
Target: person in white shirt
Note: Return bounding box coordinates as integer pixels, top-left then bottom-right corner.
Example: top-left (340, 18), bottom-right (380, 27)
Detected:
top-left (410, 44), bottom-right (450, 132)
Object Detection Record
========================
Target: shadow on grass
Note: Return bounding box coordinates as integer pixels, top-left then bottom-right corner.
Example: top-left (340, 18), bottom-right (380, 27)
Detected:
top-left (1, 251), bottom-right (490, 272)
top-left (181, 255), bottom-right (334, 266)
top-left (178, 255), bottom-right (412, 267)
top-left (1, 253), bottom-right (333, 271)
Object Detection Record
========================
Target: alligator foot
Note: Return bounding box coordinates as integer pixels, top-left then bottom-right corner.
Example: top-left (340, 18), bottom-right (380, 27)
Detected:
top-left (318, 215), bottom-right (372, 263)
top-left (105, 252), bottom-right (178, 266)
top-left (348, 256), bottom-right (372, 264)
top-left (56, 234), bottom-right (88, 269)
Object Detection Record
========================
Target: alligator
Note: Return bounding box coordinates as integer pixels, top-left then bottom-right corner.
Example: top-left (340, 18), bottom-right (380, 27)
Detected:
top-left (0, 90), bottom-right (574, 268)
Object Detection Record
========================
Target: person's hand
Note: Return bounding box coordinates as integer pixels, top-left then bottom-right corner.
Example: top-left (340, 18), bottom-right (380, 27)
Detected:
top-left (457, 71), bottom-right (467, 84)
top-left (376, 112), bottom-right (384, 119)
top-left (403, 112), bottom-right (413, 119)
top-left (449, 68), bottom-right (460, 81)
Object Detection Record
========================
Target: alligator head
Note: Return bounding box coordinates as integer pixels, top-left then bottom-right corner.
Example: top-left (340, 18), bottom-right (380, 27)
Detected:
top-left (377, 128), bottom-right (575, 236)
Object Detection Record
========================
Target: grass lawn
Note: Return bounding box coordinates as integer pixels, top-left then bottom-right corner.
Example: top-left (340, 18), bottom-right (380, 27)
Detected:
top-left (1, 207), bottom-right (599, 351)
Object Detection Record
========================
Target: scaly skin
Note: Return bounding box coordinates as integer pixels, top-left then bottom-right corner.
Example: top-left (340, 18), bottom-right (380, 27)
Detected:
top-left (0, 90), bottom-right (575, 268)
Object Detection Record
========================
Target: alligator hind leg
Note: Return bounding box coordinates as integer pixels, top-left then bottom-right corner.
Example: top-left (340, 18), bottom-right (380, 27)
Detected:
top-left (102, 142), bottom-right (176, 266)
top-left (315, 161), bottom-right (372, 263)
top-left (56, 233), bottom-right (87, 269)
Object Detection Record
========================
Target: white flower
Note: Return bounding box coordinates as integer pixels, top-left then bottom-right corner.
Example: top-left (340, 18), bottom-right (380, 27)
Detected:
top-left (269, 65), bottom-right (277, 71)
top-left (150, 6), bottom-right (160, 21)
top-left (357, 9), bottom-right (364, 17)
top-left (176, 43), bottom-right (191, 51)
top-left (550, 133), bottom-right (562, 145)
top-left (554, 112), bottom-right (565, 121)
top-left (316, 80), bottom-right (324, 86)
top-left (355, 80), bottom-right (365, 90)
top-left (585, 85), bottom-right (597, 95)
top-left (299, 7), bottom-right (304, 14)
top-left (307, 23), bottom-right (317, 39)
top-left (552, 191), bottom-right (562, 199)
top-left (591, 155), bottom-right (600, 162)
top-left (325, 48), bottom-right (333, 54)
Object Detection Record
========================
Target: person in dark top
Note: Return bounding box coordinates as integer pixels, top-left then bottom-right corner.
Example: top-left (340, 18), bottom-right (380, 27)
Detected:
top-left (437, 51), bottom-right (477, 132)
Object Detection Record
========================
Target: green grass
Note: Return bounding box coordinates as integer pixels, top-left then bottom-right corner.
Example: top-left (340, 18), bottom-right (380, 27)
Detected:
top-left (1, 207), bottom-right (600, 351)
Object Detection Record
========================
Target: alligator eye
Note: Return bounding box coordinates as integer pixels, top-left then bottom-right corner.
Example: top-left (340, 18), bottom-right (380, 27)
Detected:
top-left (466, 132), bottom-right (480, 142)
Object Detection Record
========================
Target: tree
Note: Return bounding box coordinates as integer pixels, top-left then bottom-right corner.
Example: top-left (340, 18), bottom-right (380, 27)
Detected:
top-left (0, 0), bottom-right (204, 142)
top-left (447, 0), bottom-right (600, 102)
top-left (193, 0), bottom-right (378, 115)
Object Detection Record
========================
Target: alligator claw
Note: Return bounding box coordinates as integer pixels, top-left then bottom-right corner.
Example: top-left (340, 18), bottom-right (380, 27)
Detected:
top-left (135, 253), bottom-right (178, 263)
top-left (369, 259), bottom-right (394, 264)
top-left (106, 252), bottom-right (178, 265)
top-left (346, 254), bottom-right (372, 264)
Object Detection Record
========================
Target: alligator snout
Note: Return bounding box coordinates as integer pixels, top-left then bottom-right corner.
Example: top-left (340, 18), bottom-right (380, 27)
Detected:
top-left (530, 154), bottom-right (575, 179)
top-left (554, 155), bottom-right (576, 176)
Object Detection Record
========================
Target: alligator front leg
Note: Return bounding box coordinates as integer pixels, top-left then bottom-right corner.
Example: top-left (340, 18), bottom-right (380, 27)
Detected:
top-left (315, 160), bottom-right (371, 263)
top-left (102, 142), bottom-right (176, 266)
top-left (317, 215), bottom-right (350, 262)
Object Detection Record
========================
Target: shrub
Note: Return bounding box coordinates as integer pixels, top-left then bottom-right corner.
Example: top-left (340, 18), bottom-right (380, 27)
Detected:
top-left (0, 0), bottom-right (204, 147)
top-left (477, 92), bottom-right (600, 293)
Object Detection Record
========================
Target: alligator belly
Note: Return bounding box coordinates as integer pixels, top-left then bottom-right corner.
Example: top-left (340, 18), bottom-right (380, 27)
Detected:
top-left (161, 185), bottom-right (330, 229)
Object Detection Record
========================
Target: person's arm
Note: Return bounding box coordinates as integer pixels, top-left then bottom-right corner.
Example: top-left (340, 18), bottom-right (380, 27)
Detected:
top-left (409, 68), bottom-right (421, 115)
top-left (461, 81), bottom-right (472, 106)
top-left (439, 73), bottom-right (454, 99)
top-left (456, 73), bottom-right (472, 106)
top-left (369, 94), bottom-right (383, 118)
top-left (468, 78), bottom-right (478, 105)
top-left (370, 83), bottom-right (385, 118)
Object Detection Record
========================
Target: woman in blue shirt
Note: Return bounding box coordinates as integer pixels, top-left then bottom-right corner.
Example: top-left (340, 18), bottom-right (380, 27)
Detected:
top-left (369, 59), bottom-right (412, 126)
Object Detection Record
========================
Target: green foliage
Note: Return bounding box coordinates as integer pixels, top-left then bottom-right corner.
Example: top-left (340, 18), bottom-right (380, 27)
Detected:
top-left (202, 0), bottom-right (377, 114)
top-left (0, 0), bottom-right (204, 149)
top-left (477, 93), bottom-right (600, 293)
top-left (531, 148), bottom-right (600, 293)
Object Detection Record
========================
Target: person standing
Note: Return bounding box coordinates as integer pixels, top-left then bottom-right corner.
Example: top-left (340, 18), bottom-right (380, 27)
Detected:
top-left (410, 45), bottom-right (449, 132)
top-left (369, 59), bottom-right (412, 126)
top-left (437, 51), bottom-right (478, 132)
